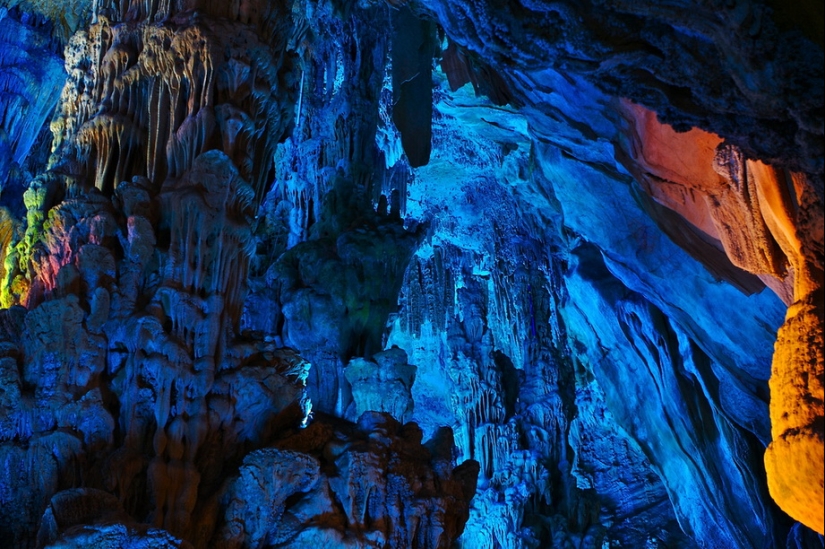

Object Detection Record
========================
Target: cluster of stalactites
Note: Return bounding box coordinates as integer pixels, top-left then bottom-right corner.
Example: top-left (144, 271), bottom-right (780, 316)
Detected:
top-left (2, 0), bottom-right (297, 308)
top-left (389, 234), bottom-right (573, 549)
top-left (91, 0), bottom-right (283, 30)
top-left (269, 0), bottom-right (398, 251)
top-left (49, 12), bottom-right (291, 202)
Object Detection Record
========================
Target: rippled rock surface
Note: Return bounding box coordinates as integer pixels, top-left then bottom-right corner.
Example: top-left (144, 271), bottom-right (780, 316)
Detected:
top-left (0, 0), bottom-right (822, 547)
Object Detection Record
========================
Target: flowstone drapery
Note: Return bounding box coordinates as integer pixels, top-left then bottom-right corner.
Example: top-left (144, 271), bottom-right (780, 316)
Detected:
top-left (0, 0), bottom-right (822, 547)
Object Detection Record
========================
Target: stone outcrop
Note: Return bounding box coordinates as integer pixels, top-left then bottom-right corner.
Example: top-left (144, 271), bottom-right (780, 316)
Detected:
top-left (0, 0), bottom-right (823, 547)
top-left (0, 1), bottom-right (475, 548)
top-left (217, 413), bottom-right (477, 549)
top-left (620, 100), bottom-right (825, 533)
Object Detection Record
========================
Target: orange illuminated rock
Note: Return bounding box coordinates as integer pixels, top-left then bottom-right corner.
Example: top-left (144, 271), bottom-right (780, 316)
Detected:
top-left (620, 101), bottom-right (824, 534)
top-left (765, 292), bottom-right (825, 534)
top-left (621, 101), bottom-right (789, 281)
top-left (753, 162), bottom-right (825, 534)
top-left (620, 99), bottom-right (724, 241)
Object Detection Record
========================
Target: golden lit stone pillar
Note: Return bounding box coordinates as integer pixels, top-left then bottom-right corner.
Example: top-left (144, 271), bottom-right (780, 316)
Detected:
top-left (765, 291), bottom-right (824, 533)
top-left (753, 163), bottom-right (824, 534)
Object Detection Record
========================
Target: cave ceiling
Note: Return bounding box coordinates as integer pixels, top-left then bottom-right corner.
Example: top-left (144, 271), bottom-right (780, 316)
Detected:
top-left (0, 0), bottom-right (822, 548)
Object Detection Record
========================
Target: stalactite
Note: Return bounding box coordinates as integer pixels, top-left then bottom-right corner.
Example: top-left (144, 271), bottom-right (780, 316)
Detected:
top-left (1, 0), bottom-right (822, 546)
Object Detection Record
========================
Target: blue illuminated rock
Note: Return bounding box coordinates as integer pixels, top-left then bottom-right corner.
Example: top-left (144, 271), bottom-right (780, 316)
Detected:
top-left (0, 0), bottom-right (822, 547)
top-left (346, 347), bottom-right (416, 423)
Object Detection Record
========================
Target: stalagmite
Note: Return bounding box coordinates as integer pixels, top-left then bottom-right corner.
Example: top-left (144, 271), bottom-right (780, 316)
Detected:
top-left (1, 0), bottom-right (823, 547)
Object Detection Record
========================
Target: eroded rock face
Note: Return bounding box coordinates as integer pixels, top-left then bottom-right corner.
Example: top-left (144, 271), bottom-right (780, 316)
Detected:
top-left (0, 0), bottom-right (823, 547)
top-left (217, 413), bottom-right (477, 549)
top-left (416, 0), bottom-right (824, 535)
top-left (620, 101), bottom-right (825, 533)
top-left (384, 69), bottom-right (804, 547)
top-left (0, 1), bottom-right (475, 547)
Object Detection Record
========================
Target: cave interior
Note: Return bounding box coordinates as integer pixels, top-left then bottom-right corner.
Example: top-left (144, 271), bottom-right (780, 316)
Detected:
top-left (0, 0), bottom-right (823, 547)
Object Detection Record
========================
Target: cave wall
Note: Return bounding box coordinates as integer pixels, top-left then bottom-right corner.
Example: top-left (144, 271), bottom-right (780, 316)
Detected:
top-left (0, 1), bottom-right (475, 547)
top-left (0, 0), bottom-right (822, 548)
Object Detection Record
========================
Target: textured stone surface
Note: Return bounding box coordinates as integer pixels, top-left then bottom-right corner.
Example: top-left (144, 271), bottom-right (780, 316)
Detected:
top-left (422, 0), bottom-right (824, 176)
top-left (0, 0), bottom-right (823, 547)
top-left (620, 101), bottom-right (825, 532)
top-left (0, 1), bottom-right (474, 547)
top-left (346, 347), bottom-right (417, 424)
top-left (766, 291), bottom-right (825, 534)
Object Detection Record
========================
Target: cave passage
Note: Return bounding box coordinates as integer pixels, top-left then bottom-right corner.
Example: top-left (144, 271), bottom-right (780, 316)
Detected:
top-left (0, 0), bottom-right (822, 548)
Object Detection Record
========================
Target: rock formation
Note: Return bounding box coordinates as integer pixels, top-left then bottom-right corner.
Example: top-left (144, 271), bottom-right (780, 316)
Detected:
top-left (0, 1), bottom-right (474, 547)
top-left (0, 0), bottom-right (822, 548)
